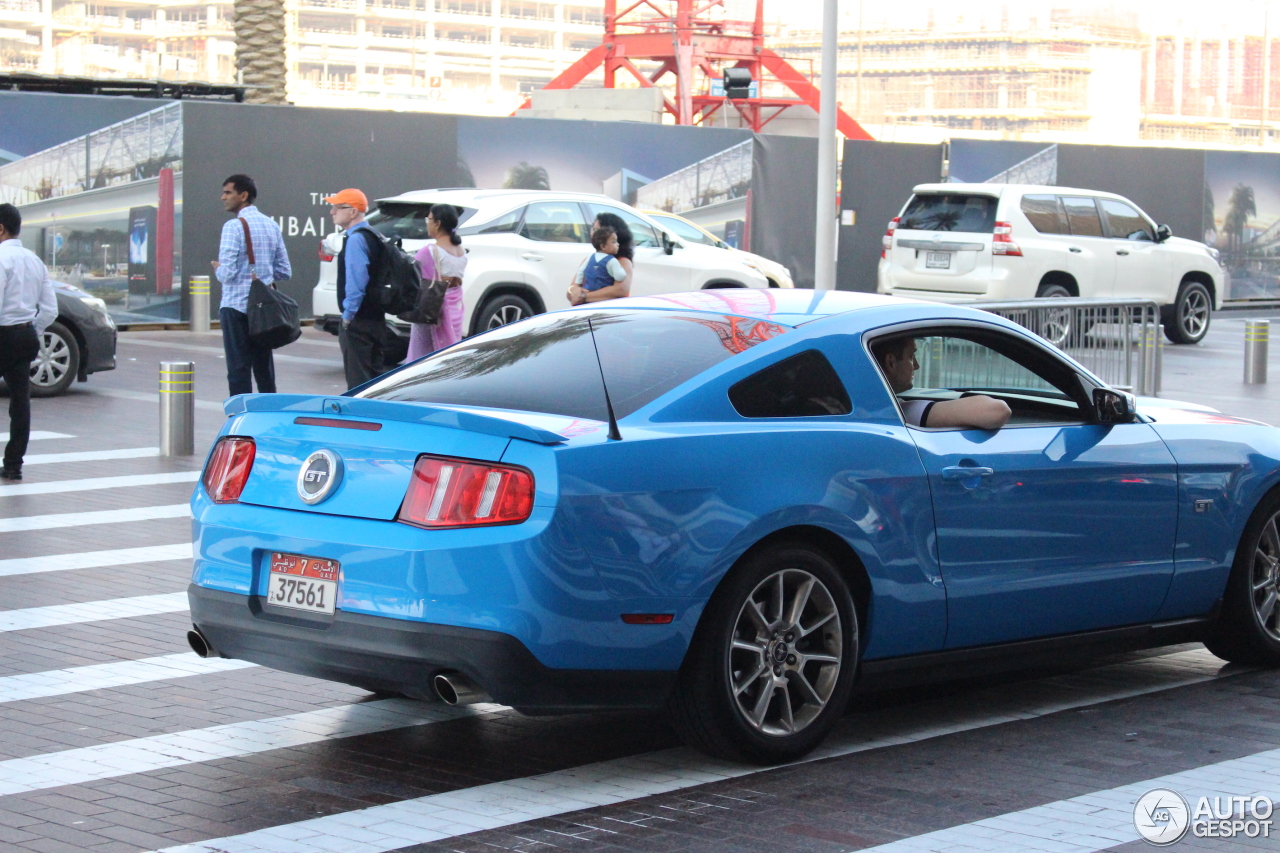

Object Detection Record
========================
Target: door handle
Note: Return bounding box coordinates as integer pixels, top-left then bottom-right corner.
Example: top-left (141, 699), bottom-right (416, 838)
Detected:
top-left (1069, 247), bottom-right (1083, 253)
top-left (941, 466), bottom-right (994, 481)
top-left (520, 252), bottom-right (544, 261)
top-left (1116, 249), bottom-right (1130, 256)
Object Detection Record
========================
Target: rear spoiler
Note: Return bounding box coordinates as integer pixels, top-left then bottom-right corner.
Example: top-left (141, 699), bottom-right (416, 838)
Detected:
top-left (224, 394), bottom-right (568, 445)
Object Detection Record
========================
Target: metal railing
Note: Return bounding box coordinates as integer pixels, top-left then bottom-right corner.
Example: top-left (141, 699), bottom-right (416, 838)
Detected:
top-left (973, 298), bottom-right (1162, 396)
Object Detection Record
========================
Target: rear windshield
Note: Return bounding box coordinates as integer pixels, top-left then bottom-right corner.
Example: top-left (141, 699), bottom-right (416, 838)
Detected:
top-left (368, 202), bottom-right (477, 242)
top-left (356, 310), bottom-right (789, 420)
top-left (899, 194), bottom-right (998, 233)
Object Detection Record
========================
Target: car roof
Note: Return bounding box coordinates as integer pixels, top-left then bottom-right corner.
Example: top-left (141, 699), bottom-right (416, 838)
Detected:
top-left (911, 182), bottom-right (1128, 200)
top-left (603, 290), bottom-right (919, 327)
top-left (376, 188), bottom-right (622, 207)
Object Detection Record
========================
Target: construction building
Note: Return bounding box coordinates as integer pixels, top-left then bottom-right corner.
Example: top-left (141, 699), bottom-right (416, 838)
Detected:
top-left (775, 9), bottom-right (1279, 149)
top-left (0, 0), bottom-right (606, 115)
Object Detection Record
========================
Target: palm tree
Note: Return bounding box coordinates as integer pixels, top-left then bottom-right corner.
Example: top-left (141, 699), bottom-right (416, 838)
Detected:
top-left (1223, 183), bottom-right (1257, 257)
top-left (503, 162), bottom-right (550, 191)
top-left (234, 0), bottom-right (288, 104)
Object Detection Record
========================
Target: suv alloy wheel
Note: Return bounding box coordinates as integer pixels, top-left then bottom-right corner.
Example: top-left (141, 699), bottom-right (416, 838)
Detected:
top-left (1164, 280), bottom-right (1211, 345)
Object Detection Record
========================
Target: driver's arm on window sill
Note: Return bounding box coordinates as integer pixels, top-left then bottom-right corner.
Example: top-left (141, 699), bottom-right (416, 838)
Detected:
top-left (928, 395), bottom-right (1012, 430)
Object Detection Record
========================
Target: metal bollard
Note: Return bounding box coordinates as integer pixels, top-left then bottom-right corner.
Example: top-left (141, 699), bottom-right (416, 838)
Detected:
top-left (160, 361), bottom-right (195, 456)
top-left (189, 276), bottom-right (211, 333)
top-left (1245, 320), bottom-right (1269, 384)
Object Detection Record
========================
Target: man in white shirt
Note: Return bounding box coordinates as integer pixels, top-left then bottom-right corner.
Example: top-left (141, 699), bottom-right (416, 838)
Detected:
top-left (875, 336), bottom-right (1010, 430)
top-left (0, 203), bottom-right (57, 481)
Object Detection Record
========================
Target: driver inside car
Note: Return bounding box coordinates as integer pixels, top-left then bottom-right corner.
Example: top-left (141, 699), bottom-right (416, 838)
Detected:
top-left (874, 336), bottom-right (1012, 430)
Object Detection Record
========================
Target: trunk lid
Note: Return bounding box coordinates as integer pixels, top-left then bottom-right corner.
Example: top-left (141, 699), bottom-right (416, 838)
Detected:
top-left (224, 395), bottom-right (566, 520)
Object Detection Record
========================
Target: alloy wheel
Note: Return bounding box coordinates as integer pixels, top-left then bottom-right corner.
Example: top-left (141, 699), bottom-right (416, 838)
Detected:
top-left (487, 304), bottom-right (528, 329)
top-left (30, 330), bottom-right (71, 389)
top-left (1179, 288), bottom-right (1209, 340)
top-left (1252, 513), bottom-right (1280, 642)
top-left (729, 568), bottom-right (842, 736)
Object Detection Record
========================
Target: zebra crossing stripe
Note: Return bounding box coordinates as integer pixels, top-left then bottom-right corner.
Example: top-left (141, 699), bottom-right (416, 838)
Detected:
top-left (24, 447), bottom-right (161, 466)
top-left (0, 504), bottom-right (190, 533)
top-left (0, 593), bottom-right (189, 632)
top-left (0, 698), bottom-right (505, 797)
top-left (0, 544), bottom-right (192, 577)
top-left (0, 653), bottom-right (255, 704)
top-left (0, 471), bottom-right (201, 497)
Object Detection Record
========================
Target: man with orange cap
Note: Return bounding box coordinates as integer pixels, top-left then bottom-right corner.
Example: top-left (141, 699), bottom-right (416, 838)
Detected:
top-left (325, 188), bottom-right (393, 389)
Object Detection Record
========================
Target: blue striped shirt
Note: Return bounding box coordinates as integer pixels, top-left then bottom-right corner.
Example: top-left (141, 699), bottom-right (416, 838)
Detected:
top-left (216, 205), bottom-right (292, 312)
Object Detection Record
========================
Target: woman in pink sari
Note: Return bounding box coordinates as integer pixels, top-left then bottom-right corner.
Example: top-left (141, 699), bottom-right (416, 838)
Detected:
top-left (407, 204), bottom-right (467, 361)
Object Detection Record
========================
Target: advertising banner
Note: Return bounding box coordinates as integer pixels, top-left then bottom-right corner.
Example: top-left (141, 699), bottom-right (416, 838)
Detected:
top-left (127, 206), bottom-right (157, 297)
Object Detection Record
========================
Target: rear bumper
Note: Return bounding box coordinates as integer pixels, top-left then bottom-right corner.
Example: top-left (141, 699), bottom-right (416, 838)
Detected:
top-left (188, 584), bottom-right (676, 714)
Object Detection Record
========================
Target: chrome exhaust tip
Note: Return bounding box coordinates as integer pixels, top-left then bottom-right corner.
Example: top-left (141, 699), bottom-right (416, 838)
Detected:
top-left (186, 628), bottom-right (217, 659)
top-left (433, 671), bottom-right (491, 706)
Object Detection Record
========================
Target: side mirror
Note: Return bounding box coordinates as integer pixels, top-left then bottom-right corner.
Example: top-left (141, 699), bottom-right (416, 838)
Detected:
top-left (1094, 388), bottom-right (1136, 424)
top-left (1156, 224), bottom-right (1172, 243)
top-left (661, 231), bottom-right (675, 255)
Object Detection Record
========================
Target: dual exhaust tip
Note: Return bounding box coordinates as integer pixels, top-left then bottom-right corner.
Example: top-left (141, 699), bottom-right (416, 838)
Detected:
top-left (187, 626), bottom-right (490, 706)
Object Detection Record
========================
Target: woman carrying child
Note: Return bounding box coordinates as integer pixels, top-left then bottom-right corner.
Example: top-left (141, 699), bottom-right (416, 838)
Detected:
top-left (568, 212), bottom-right (634, 305)
top-left (406, 204), bottom-right (467, 361)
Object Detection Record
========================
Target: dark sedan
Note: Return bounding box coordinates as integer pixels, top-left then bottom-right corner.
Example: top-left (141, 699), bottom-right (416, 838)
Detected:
top-left (29, 281), bottom-right (117, 396)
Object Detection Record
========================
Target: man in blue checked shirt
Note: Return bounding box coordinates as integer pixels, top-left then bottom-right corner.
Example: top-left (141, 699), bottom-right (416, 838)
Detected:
top-left (212, 174), bottom-right (292, 396)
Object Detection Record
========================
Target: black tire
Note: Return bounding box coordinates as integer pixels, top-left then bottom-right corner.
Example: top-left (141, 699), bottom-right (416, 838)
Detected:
top-left (1163, 280), bottom-right (1211, 344)
top-left (474, 294), bottom-right (535, 332)
top-left (1034, 283), bottom-right (1074, 347)
top-left (1205, 491), bottom-right (1280, 666)
top-left (29, 321), bottom-right (80, 397)
top-left (668, 542), bottom-right (858, 763)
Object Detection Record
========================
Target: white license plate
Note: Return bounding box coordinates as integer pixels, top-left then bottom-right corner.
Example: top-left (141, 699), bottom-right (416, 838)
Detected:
top-left (267, 553), bottom-right (338, 615)
top-left (926, 252), bottom-right (951, 269)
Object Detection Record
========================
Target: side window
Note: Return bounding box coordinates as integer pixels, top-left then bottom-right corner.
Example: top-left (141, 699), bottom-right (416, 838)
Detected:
top-left (520, 202), bottom-right (589, 243)
top-left (729, 350), bottom-right (852, 418)
top-left (872, 331), bottom-right (1086, 427)
top-left (474, 207), bottom-right (524, 235)
top-left (1099, 199), bottom-right (1154, 241)
top-left (1061, 196), bottom-right (1104, 237)
top-left (586, 204), bottom-right (662, 248)
top-left (1020, 194), bottom-right (1069, 235)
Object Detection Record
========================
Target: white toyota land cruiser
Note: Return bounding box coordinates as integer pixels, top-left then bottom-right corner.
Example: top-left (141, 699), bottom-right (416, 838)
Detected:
top-left (877, 183), bottom-right (1223, 343)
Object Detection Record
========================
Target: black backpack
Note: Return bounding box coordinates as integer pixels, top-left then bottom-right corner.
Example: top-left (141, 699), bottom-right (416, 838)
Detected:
top-left (358, 229), bottom-right (421, 316)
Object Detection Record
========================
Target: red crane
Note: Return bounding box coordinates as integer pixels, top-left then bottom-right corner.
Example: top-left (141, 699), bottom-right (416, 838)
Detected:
top-left (513, 0), bottom-right (873, 139)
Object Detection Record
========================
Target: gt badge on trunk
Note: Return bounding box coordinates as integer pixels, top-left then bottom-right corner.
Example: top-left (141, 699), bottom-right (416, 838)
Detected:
top-left (297, 449), bottom-right (343, 504)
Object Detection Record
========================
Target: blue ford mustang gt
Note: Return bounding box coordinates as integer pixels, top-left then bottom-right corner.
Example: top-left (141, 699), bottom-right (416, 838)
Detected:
top-left (188, 290), bottom-right (1280, 762)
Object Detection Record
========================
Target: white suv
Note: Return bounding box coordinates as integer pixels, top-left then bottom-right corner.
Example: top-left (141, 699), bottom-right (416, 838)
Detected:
top-left (313, 189), bottom-right (775, 336)
top-left (876, 183), bottom-right (1223, 343)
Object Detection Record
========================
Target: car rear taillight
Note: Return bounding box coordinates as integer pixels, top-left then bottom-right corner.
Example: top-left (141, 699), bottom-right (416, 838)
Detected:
top-left (398, 455), bottom-right (534, 529)
top-left (992, 221), bottom-right (1022, 256)
top-left (318, 240), bottom-right (334, 263)
top-left (202, 437), bottom-right (256, 503)
top-left (881, 216), bottom-right (899, 259)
